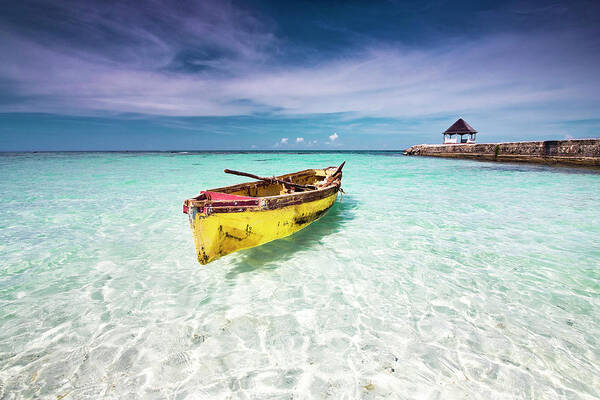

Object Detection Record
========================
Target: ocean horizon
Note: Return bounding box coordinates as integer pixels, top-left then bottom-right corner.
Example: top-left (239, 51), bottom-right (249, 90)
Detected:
top-left (0, 150), bottom-right (408, 154)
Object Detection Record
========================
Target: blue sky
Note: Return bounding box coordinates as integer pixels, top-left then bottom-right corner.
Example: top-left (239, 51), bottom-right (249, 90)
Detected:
top-left (1, 0), bottom-right (599, 150)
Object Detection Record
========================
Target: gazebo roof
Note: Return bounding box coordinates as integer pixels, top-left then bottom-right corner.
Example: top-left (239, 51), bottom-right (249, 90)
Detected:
top-left (443, 118), bottom-right (477, 135)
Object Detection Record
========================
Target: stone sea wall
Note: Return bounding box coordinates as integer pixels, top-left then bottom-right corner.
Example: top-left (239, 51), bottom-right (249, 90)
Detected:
top-left (404, 138), bottom-right (600, 167)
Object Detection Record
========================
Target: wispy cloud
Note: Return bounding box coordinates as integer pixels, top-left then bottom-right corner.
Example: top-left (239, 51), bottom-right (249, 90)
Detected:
top-left (1, 28), bottom-right (598, 123)
top-left (296, 137), bottom-right (304, 143)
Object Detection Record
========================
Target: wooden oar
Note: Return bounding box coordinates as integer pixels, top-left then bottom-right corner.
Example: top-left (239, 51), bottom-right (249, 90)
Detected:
top-left (224, 169), bottom-right (317, 191)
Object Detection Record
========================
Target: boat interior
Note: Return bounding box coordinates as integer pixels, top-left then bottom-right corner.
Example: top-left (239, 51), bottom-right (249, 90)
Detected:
top-left (198, 168), bottom-right (332, 199)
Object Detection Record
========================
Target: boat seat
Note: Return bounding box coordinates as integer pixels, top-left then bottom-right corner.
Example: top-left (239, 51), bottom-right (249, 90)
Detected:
top-left (201, 191), bottom-right (256, 201)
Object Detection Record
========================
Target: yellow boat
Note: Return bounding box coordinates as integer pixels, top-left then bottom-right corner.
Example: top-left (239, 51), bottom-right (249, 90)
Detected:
top-left (183, 162), bottom-right (345, 264)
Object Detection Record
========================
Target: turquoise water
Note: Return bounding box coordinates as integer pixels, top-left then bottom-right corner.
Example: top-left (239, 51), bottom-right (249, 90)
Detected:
top-left (1, 152), bottom-right (599, 399)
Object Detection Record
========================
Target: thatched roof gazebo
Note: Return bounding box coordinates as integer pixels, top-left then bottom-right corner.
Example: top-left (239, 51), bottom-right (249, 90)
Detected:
top-left (443, 118), bottom-right (477, 144)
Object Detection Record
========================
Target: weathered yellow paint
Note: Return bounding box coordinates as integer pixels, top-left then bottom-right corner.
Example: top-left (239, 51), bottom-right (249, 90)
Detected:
top-left (189, 191), bottom-right (338, 264)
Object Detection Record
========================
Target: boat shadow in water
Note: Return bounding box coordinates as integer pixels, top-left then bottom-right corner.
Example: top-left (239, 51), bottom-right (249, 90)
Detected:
top-left (225, 197), bottom-right (358, 278)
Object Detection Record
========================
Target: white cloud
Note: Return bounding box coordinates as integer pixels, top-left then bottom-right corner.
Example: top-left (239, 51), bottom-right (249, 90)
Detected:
top-left (329, 133), bottom-right (339, 142)
top-left (273, 137), bottom-right (288, 147)
top-left (296, 137), bottom-right (304, 143)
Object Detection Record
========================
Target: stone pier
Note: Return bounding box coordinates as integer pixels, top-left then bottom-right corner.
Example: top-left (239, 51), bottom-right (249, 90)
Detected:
top-left (404, 139), bottom-right (600, 168)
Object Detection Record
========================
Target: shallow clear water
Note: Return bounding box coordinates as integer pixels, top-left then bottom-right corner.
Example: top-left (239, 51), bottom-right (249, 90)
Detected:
top-left (0, 152), bottom-right (599, 399)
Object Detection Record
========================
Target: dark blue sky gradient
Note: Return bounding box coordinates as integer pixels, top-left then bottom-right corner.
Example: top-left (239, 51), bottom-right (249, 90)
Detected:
top-left (1, 0), bottom-right (599, 150)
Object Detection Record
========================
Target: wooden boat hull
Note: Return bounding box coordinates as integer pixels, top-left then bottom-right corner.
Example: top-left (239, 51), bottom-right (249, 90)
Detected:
top-left (183, 167), bottom-right (342, 264)
top-left (188, 191), bottom-right (337, 264)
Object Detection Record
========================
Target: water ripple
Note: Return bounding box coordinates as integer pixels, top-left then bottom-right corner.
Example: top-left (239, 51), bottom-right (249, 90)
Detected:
top-left (0, 152), bottom-right (599, 398)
